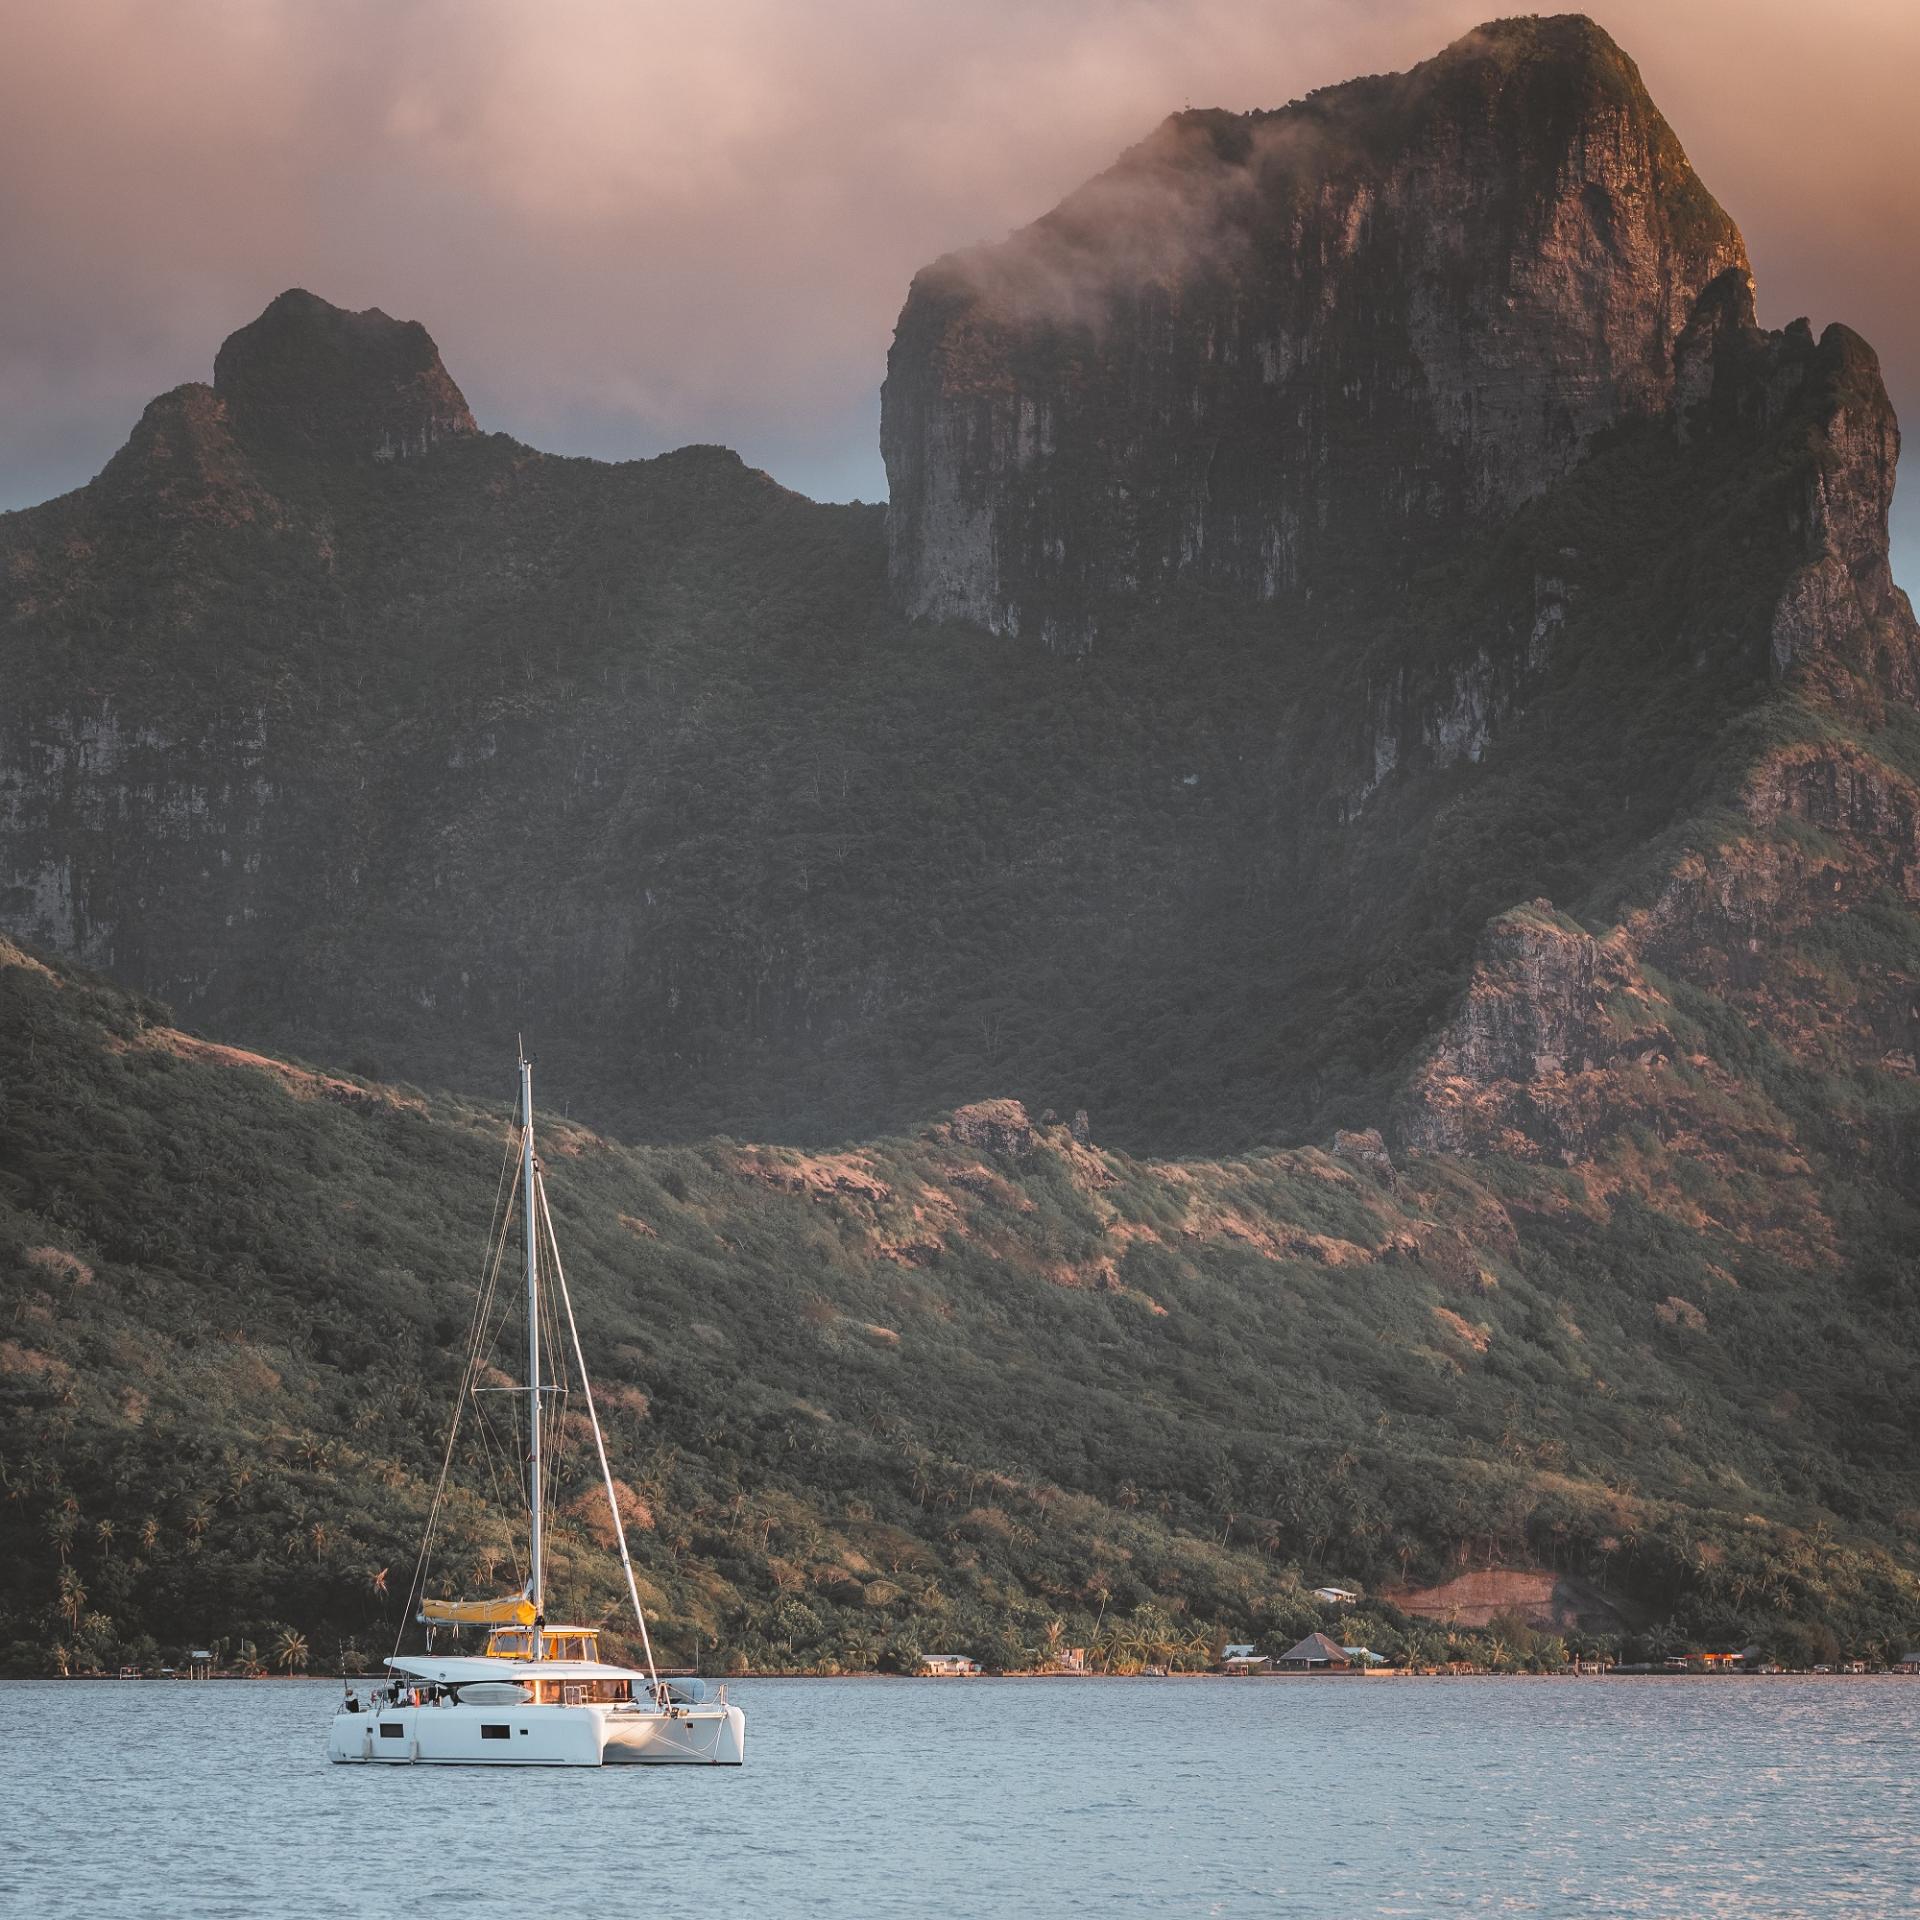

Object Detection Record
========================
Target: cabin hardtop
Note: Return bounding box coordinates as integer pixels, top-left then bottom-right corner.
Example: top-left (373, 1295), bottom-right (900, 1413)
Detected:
top-left (387, 1652), bottom-right (638, 1685)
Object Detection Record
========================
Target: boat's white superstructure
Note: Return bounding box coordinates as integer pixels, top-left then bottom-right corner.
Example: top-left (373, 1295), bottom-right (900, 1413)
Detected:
top-left (327, 1645), bottom-right (744, 1767)
top-left (328, 1054), bottom-right (745, 1768)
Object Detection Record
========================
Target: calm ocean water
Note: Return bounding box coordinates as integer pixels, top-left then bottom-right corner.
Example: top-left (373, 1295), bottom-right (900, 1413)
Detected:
top-left (3, 1675), bottom-right (1914, 1917)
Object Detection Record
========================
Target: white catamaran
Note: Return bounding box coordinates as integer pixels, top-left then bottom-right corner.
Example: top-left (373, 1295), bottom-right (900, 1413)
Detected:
top-left (327, 1053), bottom-right (745, 1766)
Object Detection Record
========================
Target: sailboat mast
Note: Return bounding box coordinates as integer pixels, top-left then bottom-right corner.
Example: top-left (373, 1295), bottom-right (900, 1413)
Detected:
top-left (520, 1052), bottom-right (544, 1620)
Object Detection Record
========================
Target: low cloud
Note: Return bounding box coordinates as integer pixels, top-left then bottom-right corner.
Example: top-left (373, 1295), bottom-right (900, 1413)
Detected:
top-left (1, 0), bottom-right (1913, 576)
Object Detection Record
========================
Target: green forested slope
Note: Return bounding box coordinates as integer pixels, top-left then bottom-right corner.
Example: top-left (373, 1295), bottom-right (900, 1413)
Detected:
top-left (3, 938), bottom-right (1914, 1674)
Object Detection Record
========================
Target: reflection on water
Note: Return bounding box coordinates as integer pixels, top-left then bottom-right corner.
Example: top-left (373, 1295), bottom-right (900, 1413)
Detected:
top-left (4, 1675), bottom-right (1915, 1916)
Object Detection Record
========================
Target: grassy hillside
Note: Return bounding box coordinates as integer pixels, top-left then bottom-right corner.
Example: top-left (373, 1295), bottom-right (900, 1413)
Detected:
top-left (3, 936), bottom-right (1915, 1676)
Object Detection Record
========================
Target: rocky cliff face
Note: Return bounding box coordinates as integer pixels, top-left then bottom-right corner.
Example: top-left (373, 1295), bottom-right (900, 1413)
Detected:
top-left (1397, 732), bottom-right (1920, 1217)
top-left (1673, 270), bottom-right (1913, 702)
top-left (0, 20), bottom-right (1915, 1168)
top-left (1395, 278), bottom-right (1920, 1173)
top-left (882, 15), bottom-right (1748, 647)
top-left (212, 287), bottom-right (477, 462)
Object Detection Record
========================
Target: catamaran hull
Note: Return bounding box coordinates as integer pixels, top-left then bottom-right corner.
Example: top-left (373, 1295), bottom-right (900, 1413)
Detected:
top-left (603, 1703), bottom-right (745, 1765)
top-left (327, 1702), bottom-right (745, 1767)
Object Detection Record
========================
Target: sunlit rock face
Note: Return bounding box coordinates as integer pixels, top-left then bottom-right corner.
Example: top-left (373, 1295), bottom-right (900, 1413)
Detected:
top-left (881, 15), bottom-right (1749, 648)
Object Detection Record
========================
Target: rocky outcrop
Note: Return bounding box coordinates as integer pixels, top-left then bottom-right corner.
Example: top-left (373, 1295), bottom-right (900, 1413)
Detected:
top-left (213, 288), bottom-right (477, 462)
top-left (882, 15), bottom-right (1748, 647)
top-left (1399, 733), bottom-right (1920, 1178)
top-left (1673, 273), bottom-right (1918, 702)
top-left (1422, 904), bottom-right (1607, 1082)
top-left (1770, 328), bottom-right (1914, 702)
top-left (948, 1099), bottom-right (1037, 1158)
top-left (1393, 883), bottom-right (1842, 1269)
top-left (1332, 1127), bottom-right (1394, 1181)
top-left (1396, 902), bottom-right (1635, 1158)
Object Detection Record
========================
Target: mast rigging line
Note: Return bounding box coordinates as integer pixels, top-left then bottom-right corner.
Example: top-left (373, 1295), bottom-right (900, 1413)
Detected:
top-left (536, 1168), bottom-right (664, 1699)
top-left (392, 1120), bottom-right (521, 1662)
top-left (520, 1055), bottom-right (545, 1619)
top-left (393, 1064), bottom-right (655, 1689)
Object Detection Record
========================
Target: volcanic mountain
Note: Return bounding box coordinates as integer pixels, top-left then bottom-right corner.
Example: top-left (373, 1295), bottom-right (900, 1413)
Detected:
top-left (2, 16), bottom-right (1913, 1167)
top-left (2, 12), bottom-right (1918, 1671)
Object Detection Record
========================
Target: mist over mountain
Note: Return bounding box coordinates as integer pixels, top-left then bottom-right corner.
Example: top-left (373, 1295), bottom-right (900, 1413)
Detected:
top-left (884, 17), bottom-right (1749, 646)
top-left (2, 15), bottom-right (1917, 1666)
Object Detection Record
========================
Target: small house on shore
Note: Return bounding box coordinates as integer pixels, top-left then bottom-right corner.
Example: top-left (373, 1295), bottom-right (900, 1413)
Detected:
top-left (1341, 1645), bottom-right (1388, 1668)
top-left (1278, 1632), bottom-right (1351, 1671)
top-left (1222, 1644), bottom-right (1271, 1673)
top-left (921, 1653), bottom-right (981, 1675)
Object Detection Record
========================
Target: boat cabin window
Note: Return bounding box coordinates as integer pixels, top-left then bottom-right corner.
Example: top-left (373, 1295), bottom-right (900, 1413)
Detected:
top-left (531, 1678), bottom-right (630, 1704)
top-left (483, 1627), bottom-right (601, 1662)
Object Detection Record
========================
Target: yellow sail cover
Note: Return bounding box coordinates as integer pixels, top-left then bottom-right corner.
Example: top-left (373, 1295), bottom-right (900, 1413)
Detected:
top-left (419, 1594), bottom-right (536, 1627)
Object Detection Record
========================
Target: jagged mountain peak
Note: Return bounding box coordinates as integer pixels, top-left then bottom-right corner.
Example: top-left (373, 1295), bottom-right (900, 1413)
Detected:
top-left (1091, 12), bottom-right (1705, 204)
top-left (883, 14), bottom-right (1749, 647)
top-left (0, 17), bottom-right (1912, 1172)
top-left (211, 287), bottom-right (477, 463)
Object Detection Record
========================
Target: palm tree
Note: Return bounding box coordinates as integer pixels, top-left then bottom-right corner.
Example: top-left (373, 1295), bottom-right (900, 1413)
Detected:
top-left (44, 1506), bottom-right (77, 1564)
top-left (56, 1566), bottom-right (87, 1635)
top-left (274, 1627), bottom-right (310, 1674)
top-left (1648, 1615), bottom-right (1684, 1662)
top-left (1177, 1627), bottom-right (1215, 1672)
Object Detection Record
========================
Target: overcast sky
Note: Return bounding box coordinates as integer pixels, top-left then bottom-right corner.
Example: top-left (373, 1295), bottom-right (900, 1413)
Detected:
top-left (3, 0), bottom-right (1914, 583)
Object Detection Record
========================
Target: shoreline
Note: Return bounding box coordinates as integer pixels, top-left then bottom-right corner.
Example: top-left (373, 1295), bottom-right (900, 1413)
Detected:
top-left (9, 1667), bottom-right (1910, 1684)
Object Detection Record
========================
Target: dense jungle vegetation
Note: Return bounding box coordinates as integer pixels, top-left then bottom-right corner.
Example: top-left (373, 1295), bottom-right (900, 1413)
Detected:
top-left (2, 939), bottom-right (1914, 1675)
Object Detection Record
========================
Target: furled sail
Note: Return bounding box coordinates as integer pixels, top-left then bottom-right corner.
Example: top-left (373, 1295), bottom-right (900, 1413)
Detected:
top-left (419, 1592), bottom-right (536, 1628)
